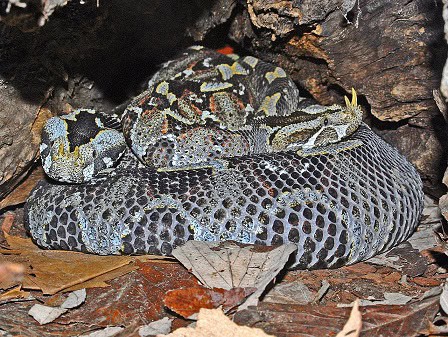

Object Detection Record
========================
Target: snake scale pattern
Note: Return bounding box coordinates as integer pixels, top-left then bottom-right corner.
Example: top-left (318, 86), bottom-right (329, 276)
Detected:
top-left (25, 46), bottom-right (424, 269)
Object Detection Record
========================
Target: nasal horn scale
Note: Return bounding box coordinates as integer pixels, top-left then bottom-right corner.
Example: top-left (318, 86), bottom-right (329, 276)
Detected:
top-left (344, 88), bottom-right (358, 110)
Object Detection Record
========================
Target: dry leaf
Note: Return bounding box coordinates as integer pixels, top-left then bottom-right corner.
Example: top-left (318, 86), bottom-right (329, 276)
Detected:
top-left (263, 281), bottom-right (314, 305)
top-left (158, 308), bottom-right (275, 337)
top-left (78, 327), bottom-right (124, 337)
top-left (139, 317), bottom-right (173, 337)
top-left (234, 293), bottom-right (440, 337)
top-left (1, 233), bottom-right (134, 294)
top-left (439, 193), bottom-right (448, 222)
top-left (164, 287), bottom-right (255, 319)
top-left (28, 303), bottom-right (68, 325)
top-left (421, 195), bottom-right (442, 225)
top-left (0, 285), bottom-right (30, 302)
top-left (336, 299), bottom-right (362, 337)
top-left (61, 288), bottom-right (86, 309)
top-left (440, 280), bottom-right (448, 314)
top-left (28, 288), bottom-right (86, 325)
top-left (0, 167), bottom-right (45, 210)
top-left (366, 243), bottom-right (427, 277)
top-left (62, 263), bottom-right (138, 292)
top-left (1, 212), bottom-right (15, 233)
top-left (172, 241), bottom-right (297, 309)
top-left (338, 292), bottom-right (413, 307)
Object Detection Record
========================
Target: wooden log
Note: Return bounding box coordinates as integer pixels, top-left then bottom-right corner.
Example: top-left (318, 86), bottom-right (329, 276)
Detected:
top-left (193, 0), bottom-right (447, 194)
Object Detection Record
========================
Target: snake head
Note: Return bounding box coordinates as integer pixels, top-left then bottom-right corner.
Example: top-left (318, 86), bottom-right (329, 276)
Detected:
top-left (40, 109), bottom-right (127, 183)
top-left (269, 88), bottom-right (363, 151)
top-left (310, 88), bottom-right (363, 148)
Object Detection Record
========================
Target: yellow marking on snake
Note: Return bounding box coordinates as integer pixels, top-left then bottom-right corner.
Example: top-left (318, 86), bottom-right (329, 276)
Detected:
top-left (155, 81), bottom-right (177, 105)
top-left (200, 81), bottom-right (233, 92)
top-left (265, 67), bottom-right (287, 84)
top-left (258, 93), bottom-right (281, 116)
top-left (57, 142), bottom-right (65, 157)
top-left (156, 81), bottom-right (169, 95)
top-left (242, 56), bottom-right (259, 68)
top-left (216, 62), bottom-right (248, 80)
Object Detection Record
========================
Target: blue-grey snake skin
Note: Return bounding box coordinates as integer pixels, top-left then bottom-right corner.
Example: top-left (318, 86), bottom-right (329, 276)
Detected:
top-left (25, 46), bottom-right (424, 269)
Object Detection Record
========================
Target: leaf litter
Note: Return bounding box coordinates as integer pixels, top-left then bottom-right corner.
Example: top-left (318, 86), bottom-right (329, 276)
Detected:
top-left (159, 308), bottom-right (275, 337)
top-left (0, 232), bottom-right (169, 294)
top-left (0, 194), bottom-right (447, 337)
top-left (28, 289), bottom-right (86, 324)
top-left (138, 317), bottom-right (173, 337)
top-left (172, 241), bottom-right (297, 309)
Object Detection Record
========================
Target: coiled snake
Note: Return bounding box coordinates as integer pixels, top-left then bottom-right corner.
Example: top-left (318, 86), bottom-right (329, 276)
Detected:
top-left (25, 46), bottom-right (424, 269)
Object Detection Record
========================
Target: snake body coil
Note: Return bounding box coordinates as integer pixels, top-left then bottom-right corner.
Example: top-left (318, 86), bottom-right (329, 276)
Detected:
top-left (25, 47), bottom-right (423, 269)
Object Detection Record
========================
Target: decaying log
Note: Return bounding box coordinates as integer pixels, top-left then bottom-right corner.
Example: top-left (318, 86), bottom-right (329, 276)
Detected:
top-left (0, 39), bottom-right (51, 199)
top-left (437, 0), bottom-right (448, 220)
top-left (192, 0), bottom-right (447, 194)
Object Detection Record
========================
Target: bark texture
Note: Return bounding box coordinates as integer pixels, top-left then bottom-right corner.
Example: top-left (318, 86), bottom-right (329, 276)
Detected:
top-left (191, 0), bottom-right (447, 194)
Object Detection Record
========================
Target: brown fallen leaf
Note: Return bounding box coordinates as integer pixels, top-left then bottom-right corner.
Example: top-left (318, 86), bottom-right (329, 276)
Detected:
top-left (164, 287), bottom-right (256, 319)
top-left (1, 233), bottom-right (134, 294)
top-left (234, 293), bottom-right (440, 337)
top-left (61, 263), bottom-right (139, 292)
top-left (336, 299), bottom-right (361, 337)
top-left (56, 262), bottom-right (199, 328)
top-left (0, 285), bottom-right (30, 302)
top-left (159, 308), bottom-right (275, 337)
top-left (172, 241), bottom-right (297, 309)
top-left (0, 167), bottom-right (45, 210)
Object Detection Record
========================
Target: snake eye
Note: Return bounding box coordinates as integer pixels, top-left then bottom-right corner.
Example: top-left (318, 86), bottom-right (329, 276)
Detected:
top-left (323, 118), bottom-right (329, 126)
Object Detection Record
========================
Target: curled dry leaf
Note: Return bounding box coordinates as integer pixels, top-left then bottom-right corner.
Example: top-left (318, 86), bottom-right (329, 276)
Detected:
top-left (164, 287), bottom-right (256, 319)
top-left (158, 308), bottom-right (274, 337)
top-left (336, 299), bottom-right (362, 337)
